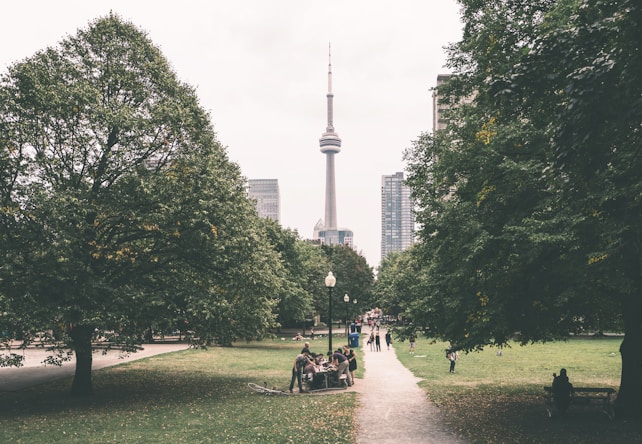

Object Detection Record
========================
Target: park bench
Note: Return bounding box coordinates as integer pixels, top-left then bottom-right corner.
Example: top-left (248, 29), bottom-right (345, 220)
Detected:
top-left (544, 386), bottom-right (616, 420)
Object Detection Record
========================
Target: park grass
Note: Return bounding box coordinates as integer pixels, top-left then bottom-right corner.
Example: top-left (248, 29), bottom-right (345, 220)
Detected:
top-left (2, 335), bottom-right (640, 443)
top-left (394, 335), bottom-right (642, 443)
top-left (0, 339), bottom-right (357, 444)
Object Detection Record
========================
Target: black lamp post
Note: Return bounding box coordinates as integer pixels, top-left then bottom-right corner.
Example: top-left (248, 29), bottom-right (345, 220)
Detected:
top-left (325, 271), bottom-right (336, 354)
top-left (343, 293), bottom-right (350, 337)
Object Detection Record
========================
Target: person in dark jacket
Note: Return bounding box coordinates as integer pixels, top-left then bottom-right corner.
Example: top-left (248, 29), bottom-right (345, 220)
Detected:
top-left (552, 368), bottom-right (573, 414)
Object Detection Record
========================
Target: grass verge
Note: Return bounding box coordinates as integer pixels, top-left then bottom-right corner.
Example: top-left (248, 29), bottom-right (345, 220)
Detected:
top-left (0, 339), bottom-right (357, 444)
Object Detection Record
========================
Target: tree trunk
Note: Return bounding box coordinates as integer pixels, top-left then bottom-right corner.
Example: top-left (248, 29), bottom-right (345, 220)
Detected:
top-left (615, 232), bottom-right (642, 419)
top-left (69, 324), bottom-right (94, 396)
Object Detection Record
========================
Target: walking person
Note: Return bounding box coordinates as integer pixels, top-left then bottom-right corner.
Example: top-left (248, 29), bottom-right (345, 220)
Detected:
top-left (375, 331), bottom-right (381, 352)
top-left (343, 345), bottom-right (357, 385)
top-left (385, 331), bottom-right (392, 350)
top-left (367, 332), bottom-right (375, 351)
top-left (409, 334), bottom-right (416, 354)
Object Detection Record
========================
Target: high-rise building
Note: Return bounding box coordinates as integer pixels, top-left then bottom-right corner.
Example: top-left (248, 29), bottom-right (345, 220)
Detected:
top-left (315, 45), bottom-right (353, 247)
top-left (381, 172), bottom-right (414, 259)
top-left (433, 73), bottom-right (452, 132)
top-left (248, 179), bottom-right (280, 222)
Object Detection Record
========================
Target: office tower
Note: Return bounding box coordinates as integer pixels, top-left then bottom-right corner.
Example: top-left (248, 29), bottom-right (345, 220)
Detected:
top-left (433, 73), bottom-right (452, 132)
top-left (315, 45), bottom-right (352, 247)
top-left (381, 172), bottom-right (414, 259)
top-left (248, 179), bottom-right (280, 222)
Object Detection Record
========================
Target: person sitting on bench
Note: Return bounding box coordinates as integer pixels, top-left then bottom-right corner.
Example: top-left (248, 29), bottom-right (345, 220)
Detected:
top-left (552, 368), bottom-right (573, 414)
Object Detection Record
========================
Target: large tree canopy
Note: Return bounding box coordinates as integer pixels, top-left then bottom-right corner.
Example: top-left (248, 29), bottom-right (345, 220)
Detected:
top-left (404, 0), bottom-right (641, 418)
top-left (0, 14), bottom-right (281, 395)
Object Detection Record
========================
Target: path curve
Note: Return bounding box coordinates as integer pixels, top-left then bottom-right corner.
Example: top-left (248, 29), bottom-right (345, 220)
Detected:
top-left (353, 329), bottom-right (467, 444)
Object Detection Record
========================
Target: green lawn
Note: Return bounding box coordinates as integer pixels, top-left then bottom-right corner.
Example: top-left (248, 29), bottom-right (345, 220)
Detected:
top-left (395, 335), bottom-right (641, 443)
top-left (1, 336), bottom-right (640, 443)
top-left (0, 339), bottom-right (357, 444)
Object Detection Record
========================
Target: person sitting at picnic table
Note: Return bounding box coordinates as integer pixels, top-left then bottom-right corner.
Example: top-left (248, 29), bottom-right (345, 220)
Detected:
top-left (552, 368), bottom-right (573, 414)
top-left (332, 348), bottom-right (352, 387)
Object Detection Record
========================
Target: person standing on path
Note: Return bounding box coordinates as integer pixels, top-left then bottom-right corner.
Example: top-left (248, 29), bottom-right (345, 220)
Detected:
top-left (375, 331), bottom-right (381, 351)
top-left (385, 331), bottom-right (392, 350)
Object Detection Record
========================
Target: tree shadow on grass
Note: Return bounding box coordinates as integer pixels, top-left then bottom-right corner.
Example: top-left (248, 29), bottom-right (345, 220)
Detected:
top-left (0, 367), bottom-right (256, 419)
top-left (452, 393), bottom-right (642, 444)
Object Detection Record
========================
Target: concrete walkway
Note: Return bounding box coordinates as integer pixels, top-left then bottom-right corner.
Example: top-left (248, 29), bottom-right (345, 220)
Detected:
top-left (0, 343), bottom-right (188, 391)
top-left (353, 329), bottom-right (467, 444)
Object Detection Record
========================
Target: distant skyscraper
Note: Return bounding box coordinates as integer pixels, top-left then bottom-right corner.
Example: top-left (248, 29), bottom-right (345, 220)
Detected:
top-left (433, 74), bottom-right (452, 132)
top-left (248, 179), bottom-right (280, 222)
top-left (315, 45), bottom-right (352, 247)
top-left (381, 172), bottom-right (414, 259)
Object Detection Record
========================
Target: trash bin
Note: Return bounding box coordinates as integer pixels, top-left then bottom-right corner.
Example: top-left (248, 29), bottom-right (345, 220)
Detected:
top-left (349, 332), bottom-right (359, 348)
top-left (350, 323), bottom-right (356, 333)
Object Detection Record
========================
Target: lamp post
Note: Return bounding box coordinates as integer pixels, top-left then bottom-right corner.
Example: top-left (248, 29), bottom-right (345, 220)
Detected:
top-left (325, 271), bottom-right (336, 354)
top-left (343, 294), bottom-right (350, 337)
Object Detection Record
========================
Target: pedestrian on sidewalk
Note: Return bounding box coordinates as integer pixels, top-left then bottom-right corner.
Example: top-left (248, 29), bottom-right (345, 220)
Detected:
top-left (375, 331), bottom-right (381, 352)
top-left (367, 332), bottom-right (375, 351)
top-left (385, 331), bottom-right (392, 350)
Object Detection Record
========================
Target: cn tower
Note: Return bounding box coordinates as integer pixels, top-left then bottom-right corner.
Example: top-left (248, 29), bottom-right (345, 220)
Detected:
top-left (319, 45), bottom-right (342, 245)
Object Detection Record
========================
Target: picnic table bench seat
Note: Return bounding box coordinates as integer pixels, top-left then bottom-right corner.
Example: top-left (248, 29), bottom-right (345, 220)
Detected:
top-left (544, 386), bottom-right (616, 420)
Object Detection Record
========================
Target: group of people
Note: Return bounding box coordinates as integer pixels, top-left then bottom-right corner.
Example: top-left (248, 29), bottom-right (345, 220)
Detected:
top-left (289, 342), bottom-right (356, 393)
top-left (366, 328), bottom-right (393, 352)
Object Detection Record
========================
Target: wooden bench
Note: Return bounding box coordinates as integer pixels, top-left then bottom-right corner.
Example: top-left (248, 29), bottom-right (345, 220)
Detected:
top-left (544, 386), bottom-right (616, 420)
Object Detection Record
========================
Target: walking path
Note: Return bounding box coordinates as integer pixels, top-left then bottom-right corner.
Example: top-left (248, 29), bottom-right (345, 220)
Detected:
top-left (353, 329), bottom-right (467, 444)
top-left (0, 343), bottom-right (187, 391)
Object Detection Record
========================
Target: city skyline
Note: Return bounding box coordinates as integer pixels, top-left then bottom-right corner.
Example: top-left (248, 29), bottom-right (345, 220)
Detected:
top-left (0, 1), bottom-right (463, 268)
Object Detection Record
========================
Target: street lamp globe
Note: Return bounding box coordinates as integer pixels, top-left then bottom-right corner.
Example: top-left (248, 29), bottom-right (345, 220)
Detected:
top-left (325, 271), bottom-right (336, 288)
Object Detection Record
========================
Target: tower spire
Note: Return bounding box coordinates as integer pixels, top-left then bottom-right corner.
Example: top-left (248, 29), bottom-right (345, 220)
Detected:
top-left (326, 43), bottom-right (334, 132)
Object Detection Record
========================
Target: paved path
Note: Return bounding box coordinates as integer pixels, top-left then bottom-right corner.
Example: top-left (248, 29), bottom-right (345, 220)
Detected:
top-left (353, 329), bottom-right (467, 444)
top-left (0, 343), bottom-right (187, 391)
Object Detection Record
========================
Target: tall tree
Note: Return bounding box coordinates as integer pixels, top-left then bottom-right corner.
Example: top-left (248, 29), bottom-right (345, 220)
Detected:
top-left (0, 14), bottom-right (280, 395)
top-left (322, 244), bottom-right (374, 322)
top-left (405, 0), bottom-right (640, 418)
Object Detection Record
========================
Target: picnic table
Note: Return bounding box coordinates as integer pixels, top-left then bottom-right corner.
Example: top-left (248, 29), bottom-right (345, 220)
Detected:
top-left (544, 386), bottom-right (616, 419)
top-left (304, 365), bottom-right (348, 392)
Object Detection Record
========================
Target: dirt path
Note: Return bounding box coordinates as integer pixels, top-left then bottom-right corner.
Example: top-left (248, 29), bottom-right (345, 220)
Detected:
top-left (353, 329), bottom-right (467, 444)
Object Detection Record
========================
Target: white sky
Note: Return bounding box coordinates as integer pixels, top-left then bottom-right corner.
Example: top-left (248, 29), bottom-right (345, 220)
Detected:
top-left (1, 1), bottom-right (463, 269)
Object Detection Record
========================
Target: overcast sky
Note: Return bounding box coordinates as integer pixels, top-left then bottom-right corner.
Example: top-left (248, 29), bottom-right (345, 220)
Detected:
top-left (1, 1), bottom-right (463, 269)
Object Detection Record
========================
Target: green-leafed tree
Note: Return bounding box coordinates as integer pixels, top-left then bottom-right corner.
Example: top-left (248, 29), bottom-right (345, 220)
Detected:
top-left (322, 244), bottom-right (374, 323)
top-left (405, 0), bottom-right (639, 418)
top-left (259, 219), bottom-right (329, 329)
top-left (0, 14), bottom-right (280, 396)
